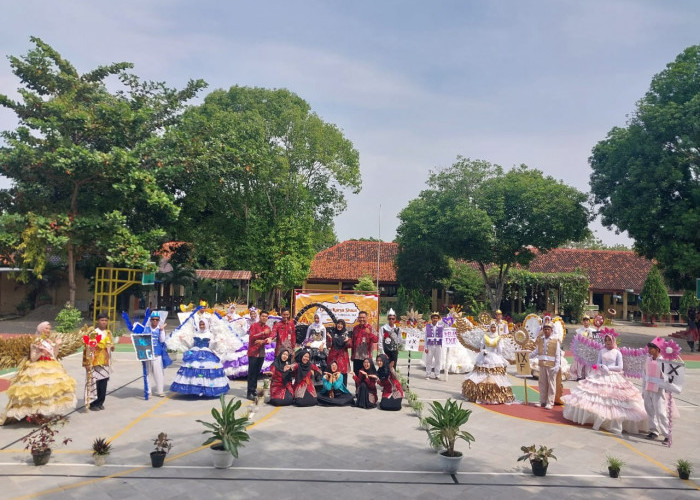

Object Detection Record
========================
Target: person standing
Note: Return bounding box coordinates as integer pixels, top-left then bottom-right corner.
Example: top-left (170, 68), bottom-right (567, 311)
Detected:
top-left (529, 323), bottom-right (560, 409)
top-left (351, 311), bottom-right (378, 374)
top-left (273, 307), bottom-right (296, 356)
top-left (424, 312), bottom-right (444, 380)
top-left (494, 309), bottom-right (509, 335)
top-left (643, 338), bottom-right (670, 443)
top-left (247, 310), bottom-right (273, 400)
top-left (144, 312), bottom-right (169, 398)
top-left (687, 307), bottom-right (697, 352)
top-left (84, 313), bottom-right (114, 411)
top-left (327, 319), bottom-right (351, 387)
top-left (379, 308), bottom-right (401, 368)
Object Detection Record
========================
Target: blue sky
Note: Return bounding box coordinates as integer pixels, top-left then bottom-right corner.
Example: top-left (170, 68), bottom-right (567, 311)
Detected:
top-left (1, 1), bottom-right (699, 245)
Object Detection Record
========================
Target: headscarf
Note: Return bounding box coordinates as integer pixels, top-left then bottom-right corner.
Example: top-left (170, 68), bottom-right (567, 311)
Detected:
top-left (603, 333), bottom-right (617, 350)
top-left (36, 321), bottom-right (51, 336)
top-left (196, 317), bottom-right (210, 333)
top-left (360, 357), bottom-right (376, 378)
top-left (295, 348), bottom-right (313, 381)
top-left (273, 349), bottom-right (293, 382)
top-left (376, 353), bottom-right (390, 380)
top-left (330, 320), bottom-right (348, 349)
top-left (309, 313), bottom-right (323, 330)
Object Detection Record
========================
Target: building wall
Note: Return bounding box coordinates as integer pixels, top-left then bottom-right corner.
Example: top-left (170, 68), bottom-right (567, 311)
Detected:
top-left (0, 273), bottom-right (30, 315)
top-left (52, 274), bottom-right (92, 311)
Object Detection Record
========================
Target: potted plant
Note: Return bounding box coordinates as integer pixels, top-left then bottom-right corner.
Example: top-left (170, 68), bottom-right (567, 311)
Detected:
top-left (22, 415), bottom-right (71, 466)
top-left (196, 394), bottom-right (250, 469)
top-left (418, 417), bottom-right (429, 430)
top-left (676, 459), bottom-right (693, 480)
top-left (518, 444), bottom-right (556, 476)
top-left (262, 379), bottom-right (271, 403)
top-left (91, 437), bottom-right (112, 466)
top-left (606, 455), bottom-right (624, 478)
top-left (150, 432), bottom-right (172, 468)
top-left (411, 400), bottom-right (424, 417)
top-left (426, 430), bottom-right (442, 453)
top-left (425, 399), bottom-right (475, 473)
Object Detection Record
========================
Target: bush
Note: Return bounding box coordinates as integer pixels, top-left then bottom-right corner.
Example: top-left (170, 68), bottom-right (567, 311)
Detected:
top-left (55, 304), bottom-right (83, 333)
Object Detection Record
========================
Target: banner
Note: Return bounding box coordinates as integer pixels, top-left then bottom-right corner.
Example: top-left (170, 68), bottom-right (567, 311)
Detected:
top-left (515, 350), bottom-right (532, 377)
top-left (294, 291), bottom-right (379, 329)
top-left (403, 328), bottom-right (422, 352)
top-left (442, 327), bottom-right (458, 347)
top-left (131, 333), bottom-right (155, 361)
top-left (659, 359), bottom-right (684, 394)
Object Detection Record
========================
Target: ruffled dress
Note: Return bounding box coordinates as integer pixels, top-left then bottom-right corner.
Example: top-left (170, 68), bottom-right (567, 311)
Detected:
top-left (2, 339), bottom-right (76, 422)
top-left (170, 334), bottom-right (230, 397)
top-left (462, 334), bottom-right (514, 404)
top-left (221, 320), bottom-right (276, 378)
top-left (562, 348), bottom-right (647, 434)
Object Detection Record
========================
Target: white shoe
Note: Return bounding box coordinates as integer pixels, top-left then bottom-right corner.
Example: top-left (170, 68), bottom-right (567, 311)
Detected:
top-left (534, 403), bottom-right (542, 407)
top-left (544, 404), bottom-right (553, 410)
top-left (425, 375), bottom-right (430, 380)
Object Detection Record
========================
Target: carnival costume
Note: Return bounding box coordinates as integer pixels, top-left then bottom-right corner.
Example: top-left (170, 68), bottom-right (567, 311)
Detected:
top-left (143, 313), bottom-right (171, 396)
top-left (220, 312), bottom-right (276, 379)
top-left (379, 309), bottom-right (402, 368)
top-left (169, 318), bottom-right (230, 397)
top-left (568, 322), bottom-right (595, 381)
top-left (562, 334), bottom-right (647, 434)
top-left (462, 323), bottom-right (514, 404)
top-left (376, 354), bottom-right (404, 411)
top-left (83, 326), bottom-right (113, 410)
top-left (2, 323), bottom-right (76, 423)
top-left (424, 316), bottom-right (444, 379)
top-left (642, 337), bottom-right (671, 440)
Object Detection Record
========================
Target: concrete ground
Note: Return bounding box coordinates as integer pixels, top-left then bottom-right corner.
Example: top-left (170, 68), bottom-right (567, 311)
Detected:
top-left (0, 319), bottom-right (698, 500)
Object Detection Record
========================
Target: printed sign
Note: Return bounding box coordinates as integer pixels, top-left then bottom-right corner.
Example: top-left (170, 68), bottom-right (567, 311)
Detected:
top-left (403, 328), bottom-right (422, 352)
top-left (443, 327), bottom-right (458, 347)
top-left (660, 360), bottom-right (684, 394)
top-left (294, 291), bottom-right (379, 329)
top-left (131, 333), bottom-right (154, 361)
top-left (515, 350), bottom-right (532, 377)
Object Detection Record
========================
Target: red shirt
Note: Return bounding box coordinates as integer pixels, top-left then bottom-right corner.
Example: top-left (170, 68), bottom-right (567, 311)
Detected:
top-left (273, 320), bottom-right (296, 355)
top-left (351, 323), bottom-right (378, 360)
top-left (248, 322), bottom-right (272, 357)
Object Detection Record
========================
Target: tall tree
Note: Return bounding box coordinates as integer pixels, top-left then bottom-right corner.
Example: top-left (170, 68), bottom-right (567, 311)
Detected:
top-left (640, 266), bottom-right (670, 324)
top-left (396, 157), bottom-right (590, 311)
top-left (0, 38), bottom-right (205, 305)
top-left (590, 45), bottom-right (700, 289)
top-left (155, 86), bottom-right (360, 305)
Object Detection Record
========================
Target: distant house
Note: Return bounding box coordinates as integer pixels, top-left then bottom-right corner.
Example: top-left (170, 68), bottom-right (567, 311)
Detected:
top-left (304, 241), bottom-right (673, 318)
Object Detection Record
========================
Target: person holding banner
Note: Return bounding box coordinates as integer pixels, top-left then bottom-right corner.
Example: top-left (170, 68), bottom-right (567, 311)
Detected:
top-left (83, 314), bottom-right (114, 411)
top-left (643, 338), bottom-right (670, 443)
top-left (462, 321), bottom-right (514, 404)
top-left (528, 323), bottom-right (560, 409)
top-left (144, 312), bottom-right (170, 398)
top-left (424, 312), bottom-right (444, 380)
top-left (351, 311), bottom-right (378, 374)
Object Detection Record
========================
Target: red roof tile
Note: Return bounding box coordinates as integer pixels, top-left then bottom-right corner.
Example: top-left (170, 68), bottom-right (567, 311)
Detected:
top-left (307, 241), bottom-right (398, 282)
top-left (527, 248), bottom-right (654, 293)
top-left (196, 270), bottom-right (252, 280)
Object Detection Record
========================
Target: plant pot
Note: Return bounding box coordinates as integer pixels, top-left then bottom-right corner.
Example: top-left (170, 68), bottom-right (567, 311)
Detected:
top-left (678, 470), bottom-right (690, 480)
top-left (31, 449), bottom-right (51, 466)
top-left (94, 454), bottom-right (107, 466)
top-left (210, 444), bottom-right (234, 469)
top-left (438, 451), bottom-right (463, 474)
top-left (530, 460), bottom-right (548, 477)
top-left (150, 451), bottom-right (166, 468)
top-left (608, 467), bottom-right (620, 478)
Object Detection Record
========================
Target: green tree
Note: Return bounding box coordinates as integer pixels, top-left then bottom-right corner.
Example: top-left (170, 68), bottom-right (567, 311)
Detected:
top-left (354, 274), bottom-right (378, 292)
top-left (440, 259), bottom-right (484, 309)
top-left (640, 266), bottom-right (670, 324)
top-left (0, 38), bottom-right (205, 305)
top-left (562, 234), bottom-right (630, 251)
top-left (590, 46), bottom-right (700, 290)
top-left (396, 157), bottom-right (590, 311)
top-left (679, 290), bottom-right (699, 320)
top-left (155, 86), bottom-right (360, 305)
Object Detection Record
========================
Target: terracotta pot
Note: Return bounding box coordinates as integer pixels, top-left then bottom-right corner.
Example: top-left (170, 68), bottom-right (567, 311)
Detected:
top-left (32, 449), bottom-right (51, 466)
top-left (150, 451), bottom-right (166, 468)
top-left (531, 460), bottom-right (548, 476)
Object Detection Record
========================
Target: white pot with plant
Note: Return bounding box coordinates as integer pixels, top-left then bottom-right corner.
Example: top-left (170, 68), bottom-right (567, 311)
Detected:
top-left (425, 399), bottom-right (475, 473)
top-left (197, 394), bottom-right (250, 469)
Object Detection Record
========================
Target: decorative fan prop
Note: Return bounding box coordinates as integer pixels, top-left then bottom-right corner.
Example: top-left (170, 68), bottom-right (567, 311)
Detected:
top-left (522, 313), bottom-right (542, 341)
top-left (456, 315), bottom-right (519, 364)
top-left (570, 327), bottom-right (648, 378)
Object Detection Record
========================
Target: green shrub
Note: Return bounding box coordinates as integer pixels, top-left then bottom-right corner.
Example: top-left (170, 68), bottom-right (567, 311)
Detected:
top-left (55, 304), bottom-right (83, 333)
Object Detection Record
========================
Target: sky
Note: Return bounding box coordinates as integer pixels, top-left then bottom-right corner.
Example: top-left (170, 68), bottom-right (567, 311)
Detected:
top-left (1, 0), bottom-right (699, 246)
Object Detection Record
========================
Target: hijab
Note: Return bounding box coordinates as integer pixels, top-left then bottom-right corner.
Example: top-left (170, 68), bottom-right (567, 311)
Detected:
top-left (331, 320), bottom-right (348, 348)
top-left (376, 354), bottom-right (390, 380)
top-left (604, 333), bottom-right (618, 350)
top-left (361, 357), bottom-right (376, 378)
top-left (295, 348), bottom-right (313, 381)
top-left (273, 349), bottom-right (291, 372)
top-left (309, 313), bottom-right (324, 331)
top-left (36, 321), bottom-right (51, 336)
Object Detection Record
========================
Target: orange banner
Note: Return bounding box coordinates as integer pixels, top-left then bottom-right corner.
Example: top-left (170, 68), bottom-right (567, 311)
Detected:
top-left (294, 291), bottom-right (379, 329)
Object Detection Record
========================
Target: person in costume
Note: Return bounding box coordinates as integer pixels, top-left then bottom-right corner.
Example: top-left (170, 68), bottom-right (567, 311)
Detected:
top-left (350, 311), bottom-right (377, 374)
top-left (292, 348), bottom-right (321, 407)
top-left (379, 309), bottom-right (402, 368)
top-left (642, 338), bottom-right (670, 443)
top-left (170, 318), bottom-right (229, 397)
top-left (375, 353), bottom-right (404, 411)
top-left (1, 322), bottom-right (77, 423)
top-left (424, 312), bottom-right (444, 380)
top-left (268, 349), bottom-right (294, 406)
top-left (247, 310), bottom-right (273, 400)
top-left (273, 307), bottom-right (296, 356)
top-left (494, 309), bottom-right (509, 335)
top-left (569, 315), bottom-right (595, 381)
top-left (352, 357), bottom-right (378, 409)
top-left (462, 321), bottom-right (514, 404)
top-left (529, 323), bottom-right (560, 409)
top-left (143, 312), bottom-right (170, 397)
top-left (318, 360), bottom-right (354, 406)
top-left (303, 313), bottom-right (326, 347)
top-left (562, 333), bottom-right (647, 435)
top-left (244, 308), bottom-right (258, 334)
top-left (83, 314), bottom-right (114, 411)
top-left (326, 319), bottom-right (351, 388)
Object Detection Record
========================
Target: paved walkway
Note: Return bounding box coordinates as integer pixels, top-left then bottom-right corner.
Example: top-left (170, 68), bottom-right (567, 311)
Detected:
top-left (0, 345), bottom-right (698, 500)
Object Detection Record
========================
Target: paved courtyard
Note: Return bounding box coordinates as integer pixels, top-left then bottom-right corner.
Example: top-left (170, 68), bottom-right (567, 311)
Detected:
top-left (0, 322), bottom-right (698, 500)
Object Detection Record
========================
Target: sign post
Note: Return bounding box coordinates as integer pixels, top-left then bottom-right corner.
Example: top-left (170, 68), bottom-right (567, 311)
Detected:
top-left (515, 350), bottom-right (532, 404)
top-left (131, 333), bottom-right (155, 400)
top-left (403, 329), bottom-right (422, 392)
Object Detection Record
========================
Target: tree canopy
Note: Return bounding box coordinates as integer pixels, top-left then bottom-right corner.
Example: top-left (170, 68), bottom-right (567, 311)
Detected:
top-left (154, 86), bottom-right (360, 304)
top-left (0, 37), bottom-right (206, 305)
top-left (640, 266), bottom-right (670, 322)
top-left (396, 157), bottom-right (590, 311)
top-left (590, 45), bottom-right (700, 290)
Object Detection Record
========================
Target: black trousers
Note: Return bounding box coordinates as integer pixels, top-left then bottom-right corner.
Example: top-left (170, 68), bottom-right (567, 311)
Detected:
top-left (247, 356), bottom-right (265, 397)
top-left (92, 378), bottom-right (109, 407)
top-left (385, 350), bottom-right (398, 368)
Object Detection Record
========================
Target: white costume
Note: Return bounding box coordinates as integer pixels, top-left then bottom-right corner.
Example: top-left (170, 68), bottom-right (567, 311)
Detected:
top-left (642, 355), bottom-right (670, 439)
top-left (424, 321), bottom-right (444, 379)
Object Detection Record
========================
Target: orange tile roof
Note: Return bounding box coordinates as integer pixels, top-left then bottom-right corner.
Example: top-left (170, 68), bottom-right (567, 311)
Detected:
top-left (527, 248), bottom-right (654, 293)
top-left (307, 240), bottom-right (398, 282)
top-left (196, 270), bottom-right (252, 280)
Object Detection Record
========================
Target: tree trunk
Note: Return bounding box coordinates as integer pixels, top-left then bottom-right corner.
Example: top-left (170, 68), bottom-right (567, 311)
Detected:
top-left (67, 242), bottom-right (76, 307)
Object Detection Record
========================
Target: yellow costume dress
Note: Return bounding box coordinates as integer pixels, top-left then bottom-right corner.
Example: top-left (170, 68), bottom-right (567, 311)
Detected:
top-left (2, 335), bottom-right (77, 422)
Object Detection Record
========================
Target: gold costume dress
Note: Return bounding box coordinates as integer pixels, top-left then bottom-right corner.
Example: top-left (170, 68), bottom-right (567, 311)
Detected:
top-left (462, 332), bottom-right (514, 404)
